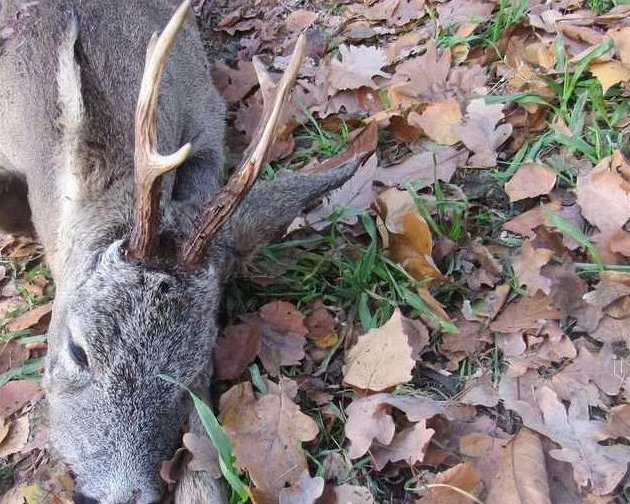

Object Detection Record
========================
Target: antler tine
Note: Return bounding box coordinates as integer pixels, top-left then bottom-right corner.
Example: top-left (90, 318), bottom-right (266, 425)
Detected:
top-left (180, 33), bottom-right (307, 267)
top-left (128, 0), bottom-right (192, 261)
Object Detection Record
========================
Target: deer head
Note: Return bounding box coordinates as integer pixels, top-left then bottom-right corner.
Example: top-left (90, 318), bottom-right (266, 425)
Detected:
top-left (37, 2), bottom-right (368, 503)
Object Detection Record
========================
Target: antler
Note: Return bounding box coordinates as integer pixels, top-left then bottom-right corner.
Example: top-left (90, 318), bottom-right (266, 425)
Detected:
top-left (180, 33), bottom-right (307, 267)
top-left (127, 1), bottom-right (192, 261)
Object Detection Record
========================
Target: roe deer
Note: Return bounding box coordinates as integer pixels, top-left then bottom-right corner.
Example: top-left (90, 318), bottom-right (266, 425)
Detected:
top-left (0, 1), bottom-right (364, 502)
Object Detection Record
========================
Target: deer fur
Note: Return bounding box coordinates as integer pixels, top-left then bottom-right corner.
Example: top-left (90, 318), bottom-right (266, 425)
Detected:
top-left (0, 1), bottom-right (357, 503)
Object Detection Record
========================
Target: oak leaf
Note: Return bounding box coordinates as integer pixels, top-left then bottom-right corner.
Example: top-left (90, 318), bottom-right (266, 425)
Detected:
top-left (452, 99), bottom-right (512, 168)
top-left (489, 292), bottom-right (562, 333)
top-left (278, 471), bottom-right (324, 504)
top-left (416, 462), bottom-right (483, 503)
top-left (328, 45), bottom-right (390, 91)
top-left (511, 240), bottom-right (554, 295)
top-left (589, 61), bottom-right (630, 94)
top-left (213, 324), bottom-right (261, 381)
top-left (220, 381), bottom-right (319, 502)
top-left (371, 420), bottom-right (435, 470)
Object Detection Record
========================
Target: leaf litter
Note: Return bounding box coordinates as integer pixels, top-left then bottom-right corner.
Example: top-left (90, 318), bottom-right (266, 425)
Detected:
top-left (4, 0), bottom-right (630, 502)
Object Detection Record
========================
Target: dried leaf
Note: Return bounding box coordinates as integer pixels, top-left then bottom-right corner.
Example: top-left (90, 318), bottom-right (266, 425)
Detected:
top-left (0, 340), bottom-right (30, 375)
top-left (505, 163), bottom-right (557, 202)
top-left (374, 146), bottom-right (467, 188)
top-left (278, 471), bottom-right (324, 504)
top-left (576, 155), bottom-right (630, 233)
top-left (409, 99), bottom-right (462, 145)
top-left (343, 309), bottom-right (415, 391)
top-left (214, 324), bottom-right (262, 381)
top-left (328, 45), bottom-right (390, 91)
top-left (489, 292), bottom-right (562, 333)
top-left (589, 61), bottom-right (630, 94)
top-left (220, 382), bottom-right (319, 501)
top-left (182, 433), bottom-right (221, 477)
top-left (0, 380), bottom-right (42, 420)
top-left (452, 99), bottom-right (512, 168)
top-left (5, 302), bottom-right (52, 333)
top-left (417, 462), bottom-right (483, 503)
top-left (0, 415), bottom-right (29, 458)
top-left (371, 420), bottom-right (435, 470)
top-left (511, 241), bottom-right (554, 295)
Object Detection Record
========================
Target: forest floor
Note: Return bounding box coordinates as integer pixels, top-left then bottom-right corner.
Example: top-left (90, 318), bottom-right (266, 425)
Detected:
top-left (2, 0), bottom-right (630, 502)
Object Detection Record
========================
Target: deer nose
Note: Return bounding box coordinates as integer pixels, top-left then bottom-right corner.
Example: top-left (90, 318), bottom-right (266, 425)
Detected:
top-left (73, 493), bottom-right (99, 504)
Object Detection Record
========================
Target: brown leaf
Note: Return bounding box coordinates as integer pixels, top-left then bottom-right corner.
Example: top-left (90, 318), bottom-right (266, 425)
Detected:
top-left (278, 471), bottom-right (324, 504)
top-left (344, 393), bottom-right (467, 459)
top-left (489, 292), bottom-right (561, 333)
top-left (327, 45), bottom-right (390, 91)
top-left (303, 154), bottom-right (378, 230)
top-left (537, 388), bottom-right (630, 495)
top-left (0, 339), bottom-right (30, 375)
top-left (409, 99), bottom-right (462, 145)
top-left (319, 484), bottom-right (376, 504)
top-left (485, 429), bottom-right (552, 504)
top-left (417, 462), bottom-right (483, 503)
top-left (220, 382), bottom-right (319, 502)
top-left (511, 241), bottom-right (554, 295)
top-left (241, 301), bottom-right (308, 376)
top-left (0, 415), bottom-right (29, 458)
top-left (211, 60), bottom-right (258, 104)
top-left (214, 324), bottom-right (262, 381)
top-left (604, 404), bottom-right (630, 440)
top-left (371, 420), bottom-right (435, 470)
top-left (182, 433), bottom-right (221, 478)
top-left (377, 188), bottom-right (443, 282)
top-left (589, 61), bottom-right (630, 94)
top-left (304, 305), bottom-right (337, 349)
top-left (374, 147), bottom-right (467, 188)
top-left (5, 302), bottom-right (52, 333)
top-left (452, 99), bottom-right (512, 168)
top-left (505, 163), bottom-right (557, 202)
top-left (343, 309), bottom-right (415, 391)
top-left (0, 380), bottom-right (42, 420)
top-left (388, 41), bottom-right (451, 105)
top-left (576, 154), bottom-right (630, 233)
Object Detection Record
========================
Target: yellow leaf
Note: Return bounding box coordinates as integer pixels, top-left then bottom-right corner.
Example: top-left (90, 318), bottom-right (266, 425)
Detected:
top-left (590, 61), bottom-right (630, 93)
top-left (409, 99), bottom-right (462, 145)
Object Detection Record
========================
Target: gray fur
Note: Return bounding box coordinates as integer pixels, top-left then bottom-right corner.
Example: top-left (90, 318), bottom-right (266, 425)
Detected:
top-left (0, 1), bottom-right (356, 503)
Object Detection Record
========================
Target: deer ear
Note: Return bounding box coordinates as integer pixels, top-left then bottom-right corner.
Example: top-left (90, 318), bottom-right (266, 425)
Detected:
top-left (215, 160), bottom-right (360, 261)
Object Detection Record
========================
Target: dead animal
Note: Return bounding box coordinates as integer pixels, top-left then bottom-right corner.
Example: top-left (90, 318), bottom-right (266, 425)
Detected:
top-left (0, 1), bottom-right (367, 502)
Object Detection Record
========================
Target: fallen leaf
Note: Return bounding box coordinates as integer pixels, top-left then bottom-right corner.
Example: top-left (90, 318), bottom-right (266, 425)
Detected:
top-left (304, 304), bottom-right (337, 349)
top-left (589, 61), bottom-right (630, 94)
top-left (220, 382), bottom-right (319, 501)
top-left (489, 292), bottom-right (562, 333)
top-left (377, 188), bottom-right (443, 282)
top-left (0, 339), bottom-right (30, 375)
top-left (240, 301), bottom-right (308, 376)
top-left (371, 420), bottom-right (435, 470)
top-left (182, 433), bottom-right (221, 478)
top-left (485, 428), bottom-right (552, 504)
top-left (328, 45), bottom-right (391, 91)
top-left (319, 484), bottom-right (376, 504)
top-left (344, 393), bottom-right (469, 459)
top-left (511, 240), bottom-right (554, 295)
top-left (452, 99), bottom-right (512, 168)
top-left (343, 308), bottom-right (415, 391)
top-left (576, 155), bottom-right (630, 233)
top-left (278, 471), bottom-right (324, 504)
top-left (5, 302), bottom-right (52, 333)
top-left (417, 462), bottom-right (483, 503)
top-left (537, 388), bottom-right (630, 495)
top-left (0, 415), bottom-right (29, 458)
top-left (505, 163), bottom-right (557, 201)
top-left (214, 324), bottom-right (262, 381)
top-left (409, 99), bottom-right (462, 145)
top-left (0, 380), bottom-right (42, 420)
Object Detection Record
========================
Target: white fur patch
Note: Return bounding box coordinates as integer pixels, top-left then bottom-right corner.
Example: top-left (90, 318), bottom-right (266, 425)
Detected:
top-left (56, 16), bottom-right (84, 257)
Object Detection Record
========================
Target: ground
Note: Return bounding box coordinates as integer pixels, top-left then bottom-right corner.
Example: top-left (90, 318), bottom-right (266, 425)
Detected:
top-left (1, 0), bottom-right (630, 503)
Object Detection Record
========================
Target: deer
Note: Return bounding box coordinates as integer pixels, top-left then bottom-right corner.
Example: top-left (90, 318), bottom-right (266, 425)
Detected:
top-left (0, 1), bottom-right (367, 503)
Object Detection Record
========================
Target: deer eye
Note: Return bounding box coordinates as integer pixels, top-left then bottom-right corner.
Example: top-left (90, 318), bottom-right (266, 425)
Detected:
top-left (69, 342), bottom-right (89, 369)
